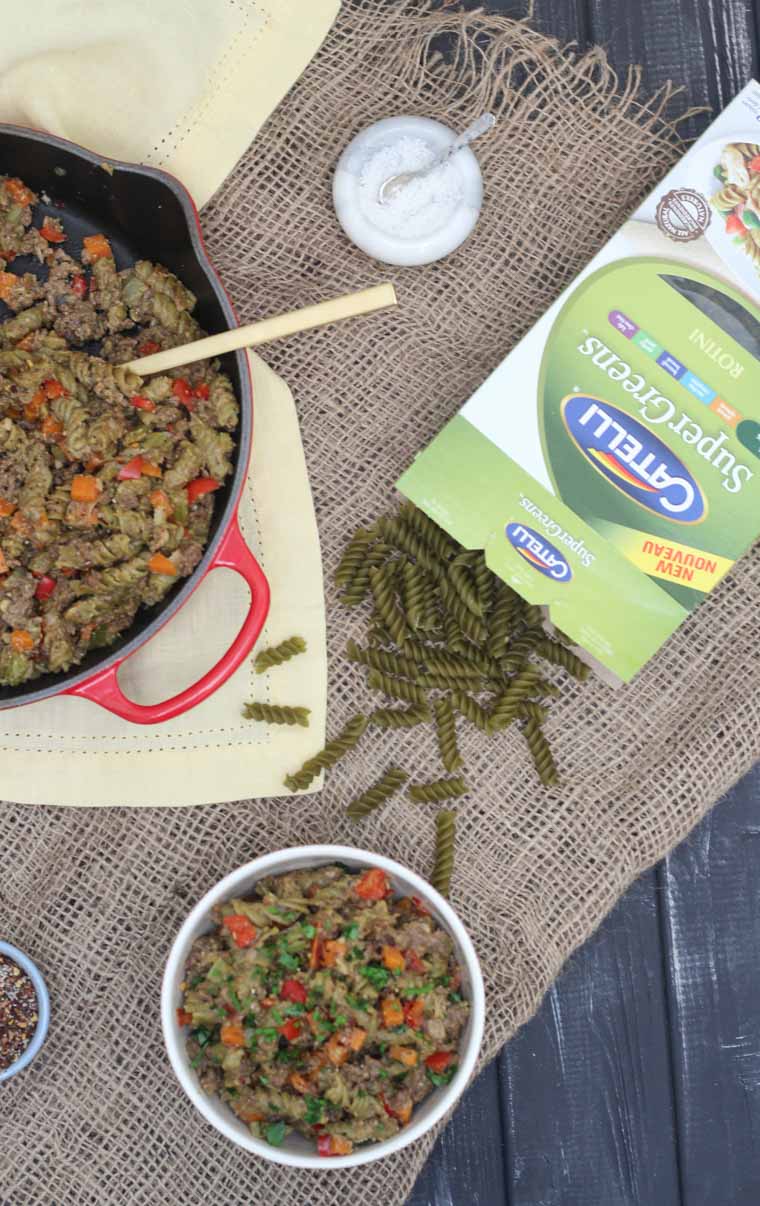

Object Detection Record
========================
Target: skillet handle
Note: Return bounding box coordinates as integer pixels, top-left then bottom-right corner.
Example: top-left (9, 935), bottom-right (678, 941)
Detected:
top-left (64, 517), bottom-right (270, 725)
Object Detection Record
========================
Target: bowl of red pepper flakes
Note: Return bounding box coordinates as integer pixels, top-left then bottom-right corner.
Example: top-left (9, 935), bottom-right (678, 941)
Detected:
top-left (0, 941), bottom-right (50, 1083)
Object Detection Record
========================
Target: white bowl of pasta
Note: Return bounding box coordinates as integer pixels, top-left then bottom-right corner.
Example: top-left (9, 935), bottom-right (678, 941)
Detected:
top-left (162, 845), bottom-right (485, 1169)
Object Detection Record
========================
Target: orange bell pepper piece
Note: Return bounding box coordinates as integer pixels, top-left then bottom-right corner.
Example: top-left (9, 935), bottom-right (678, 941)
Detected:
top-left (321, 939), bottom-right (346, 968)
top-left (4, 178), bottom-right (34, 206)
top-left (24, 389), bottom-right (46, 423)
top-left (389, 1044), bottom-right (418, 1067)
top-left (381, 996), bottom-right (404, 1029)
top-left (10, 629), bottom-right (34, 653)
top-left (220, 1021), bottom-right (246, 1048)
top-left (82, 233), bottom-right (113, 262)
top-left (0, 271), bottom-right (17, 302)
top-left (381, 946), bottom-right (405, 973)
top-left (41, 415), bottom-right (63, 440)
top-left (0, 498), bottom-right (16, 517)
top-left (148, 553), bottom-right (177, 576)
top-left (70, 475), bottom-right (101, 503)
top-left (347, 1027), bottom-right (367, 1052)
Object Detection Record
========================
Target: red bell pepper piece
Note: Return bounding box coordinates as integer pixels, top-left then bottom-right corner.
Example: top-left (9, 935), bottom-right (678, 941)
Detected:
top-left (425, 1051), bottom-right (454, 1075)
top-left (137, 339), bottom-right (160, 355)
top-left (186, 477), bottom-right (220, 504)
top-left (130, 394), bottom-right (156, 412)
top-left (278, 1018), bottom-right (303, 1042)
top-left (193, 382), bottom-right (210, 399)
top-left (71, 274), bottom-right (88, 298)
top-left (221, 914), bottom-right (257, 948)
top-left (354, 868), bottom-right (390, 901)
top-left (176, 1007), bottom-right (193, 1027)
top-left (404, 948), bottom-right (425, 974)
top-left (171, 378), bottom-right (195, 409)
top-left (40, 218), bottom-right (66, 243)
top-left (117, 456), bottom-right (144, 481)
top-left (403, 998), bottom-right (425, 1030)
top-left (280, 979), bottom-right (308, 1005)
top-left (34, 575), bottom-right (56, 601)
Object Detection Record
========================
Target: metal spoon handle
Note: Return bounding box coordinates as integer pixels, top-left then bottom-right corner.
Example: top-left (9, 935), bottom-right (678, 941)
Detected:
top-left (440, 112), bottom-right (496, 165)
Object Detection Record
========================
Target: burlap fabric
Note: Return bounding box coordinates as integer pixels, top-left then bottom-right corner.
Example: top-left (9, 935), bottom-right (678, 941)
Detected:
top-left (4, 3), bottom-right (757, 1204)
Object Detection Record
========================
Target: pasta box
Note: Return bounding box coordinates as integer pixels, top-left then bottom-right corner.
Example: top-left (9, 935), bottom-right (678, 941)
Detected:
top-left (398, 81), bottom-right (760, 683)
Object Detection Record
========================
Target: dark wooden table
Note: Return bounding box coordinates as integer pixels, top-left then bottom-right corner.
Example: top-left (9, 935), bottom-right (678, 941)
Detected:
top-left (410, 2), bottom-right (760, 1202)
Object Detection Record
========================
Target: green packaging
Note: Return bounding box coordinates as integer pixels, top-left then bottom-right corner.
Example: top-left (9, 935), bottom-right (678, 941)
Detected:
top-left (398, 83), bottom-right (760, 681)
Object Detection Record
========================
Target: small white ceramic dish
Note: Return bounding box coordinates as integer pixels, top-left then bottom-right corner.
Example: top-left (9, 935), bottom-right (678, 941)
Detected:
top-left (162, 845), bottom-right (485, 1169)
top-left (0, 940), bottom-right (50, 1084)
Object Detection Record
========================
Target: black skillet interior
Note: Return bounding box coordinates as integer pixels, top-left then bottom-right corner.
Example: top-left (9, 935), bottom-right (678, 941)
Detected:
top-left (0, 127), bottom-right (250, 705)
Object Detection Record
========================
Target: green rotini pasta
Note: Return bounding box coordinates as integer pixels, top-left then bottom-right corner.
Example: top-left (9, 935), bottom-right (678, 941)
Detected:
top-left (488, 666), bottom-right (545, 733)
top-left (368, 564), bottom-right (408, 649)
top-left (408, 777), bottom-right (468, 802)
top-left (366, 668), bottom-right (427, 706)
top-left (447, 560), bottom-right (484, 619)
top-left (450, 688), bottom-right (492, 733)
top-left (433, 696), bottom-right (464, 773)
top-left (284, 714), bottom-right (368, 792)
top-left (535, 638), bottom-right (590, 680)
top-left (346, 766), bottom-right (409, 820)
top-left (431, 810), bottom-right (456, 897)
top-left (334, 527), bottom-right (375, 586)
top-left (398, 499), bottom-right (457, 562)
top-left (0, 189), bottom-right (242, 688)
top-left (521, 718), bottom-right (559, 786)
top-left (243, 701), bottom-right (311, 727)
top-left (346, 638), bottom-right (419, 679)
top-left (400, 559), bottom-right (428, 631)
top-left (369, 703), bottom-right (431, 728)
top-left (254, 635), bottom-right (307, 674)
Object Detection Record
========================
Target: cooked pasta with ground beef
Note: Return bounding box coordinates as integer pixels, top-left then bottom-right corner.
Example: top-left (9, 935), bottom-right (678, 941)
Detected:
top-left (178, 864), bottom-right (469, 1156)
top-left (0, 174), bottom-right (238, 685)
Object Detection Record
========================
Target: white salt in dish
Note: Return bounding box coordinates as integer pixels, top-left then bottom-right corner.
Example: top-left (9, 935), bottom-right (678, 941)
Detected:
top-left (333, 116), bottom-right (484, 267)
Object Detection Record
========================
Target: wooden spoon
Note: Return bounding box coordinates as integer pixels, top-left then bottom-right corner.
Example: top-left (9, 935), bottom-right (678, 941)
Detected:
top-left (122, 283), bottom-right (398, 375)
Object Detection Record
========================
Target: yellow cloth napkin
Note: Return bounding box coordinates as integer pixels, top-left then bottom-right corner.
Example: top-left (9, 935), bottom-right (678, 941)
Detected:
top-left (0, 0), bottom-right (339, 804)
top-left (0, 0), bottom-right (340, 207)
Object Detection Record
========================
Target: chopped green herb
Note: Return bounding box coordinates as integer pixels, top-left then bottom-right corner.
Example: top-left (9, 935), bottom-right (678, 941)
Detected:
top-left (435, 975), bottom-right (451, 987)
top-left (400, 984), bottom-right (433, 998)
top-left (427, 1065), bottom-right (457, 1088)
top-left (271, 1009), bottom-right (284, 1024)
top-left (191, 1027), bottom-right (213, 1048)
top-left (302, 924), bottom-right (317, 939)
top-left (278, 952), bottom-right (300, 971)
top-left (343, 923), bottom-right (360, 940)
top-left (228, 989), bottom-right (243, 1011)
top-left (265, 1120), bottom-right (287, 1146)
top-left (282, 1002), bottom-right (305, 1017)
top-left (304, 1095), bottom-right (326, 1125)
top-left (259, 1075), bottom-right (270, 1086)
top-left (448, 991), bottom-right (464, 1004)
top-left (360, 965), bottom-right (390, 989)
top-left (188, 973), bottom-right (204, 989)
top-left (254, 1027), bottom-right (279, 1041)
top-left (190, 1054), bottom-right (203, 1068)
top-left (333, 1013), bottom-right (348, 1028)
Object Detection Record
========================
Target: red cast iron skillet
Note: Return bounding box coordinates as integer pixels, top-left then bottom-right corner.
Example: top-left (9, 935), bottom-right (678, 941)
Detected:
top-left (0, 124), bottom-right (270, 723)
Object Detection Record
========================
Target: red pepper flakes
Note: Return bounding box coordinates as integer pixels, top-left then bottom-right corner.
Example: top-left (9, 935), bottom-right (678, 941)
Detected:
top-left (0, 954), bottom-right (38, 1071)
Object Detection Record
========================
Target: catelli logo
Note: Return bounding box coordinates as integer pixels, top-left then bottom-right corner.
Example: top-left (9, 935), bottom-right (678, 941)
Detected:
top-left (505, 523), bottom-right (572, 582)
top-left (561, 394), bottom-right (707, 524)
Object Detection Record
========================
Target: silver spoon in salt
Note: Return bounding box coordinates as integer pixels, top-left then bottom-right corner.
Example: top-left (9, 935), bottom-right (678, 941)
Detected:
top-left (378, 112), bottom-right (496, 205)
